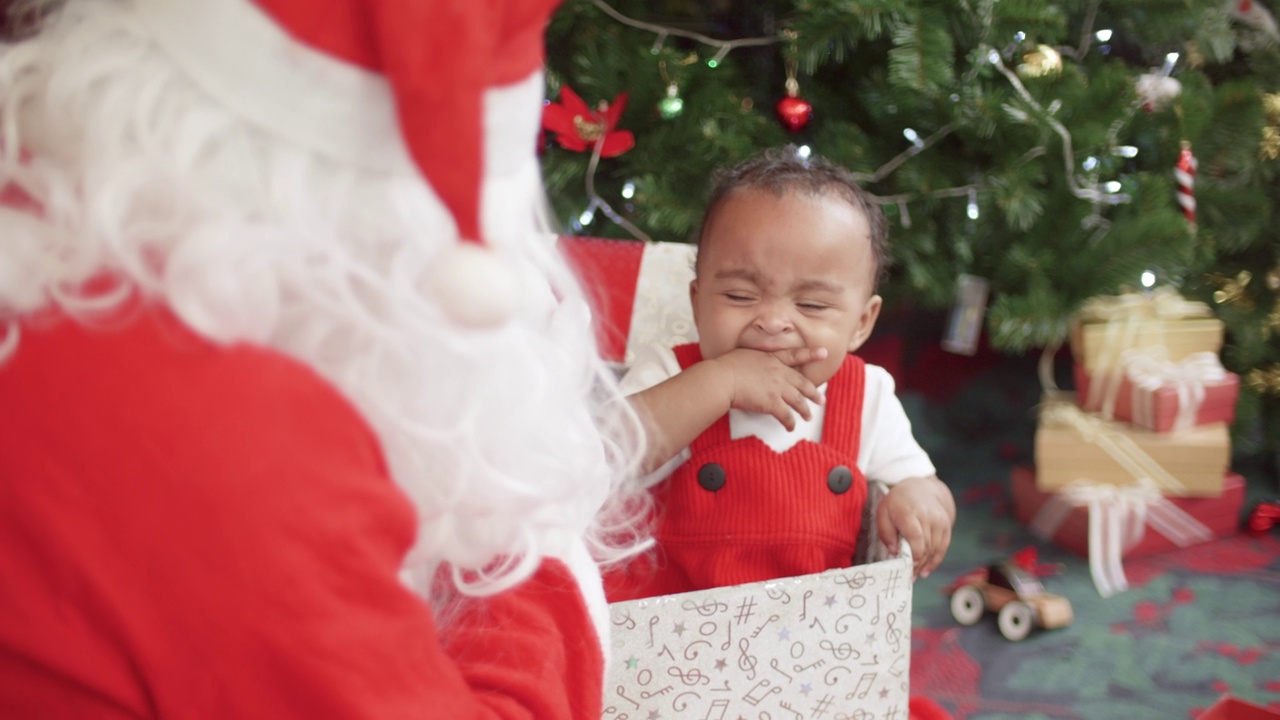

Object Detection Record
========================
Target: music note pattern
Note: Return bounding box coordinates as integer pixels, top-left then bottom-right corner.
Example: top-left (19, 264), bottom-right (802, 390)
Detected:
top-left (603, 551), bottom-right (912, 720)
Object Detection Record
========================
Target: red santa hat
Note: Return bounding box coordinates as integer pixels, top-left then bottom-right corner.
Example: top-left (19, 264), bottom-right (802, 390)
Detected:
top-left (132, 0), bottom-right (562, 326)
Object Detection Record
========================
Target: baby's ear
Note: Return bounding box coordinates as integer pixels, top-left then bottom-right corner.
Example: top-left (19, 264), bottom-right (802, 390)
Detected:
top-left (847, 294), bottom-right (883, 352)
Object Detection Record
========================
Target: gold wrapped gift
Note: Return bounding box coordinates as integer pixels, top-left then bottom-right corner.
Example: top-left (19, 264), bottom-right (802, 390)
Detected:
top-left (1070, 288), bottom-right (1223, 374)
top-left (1034, 395), bottom-right (1229, 497)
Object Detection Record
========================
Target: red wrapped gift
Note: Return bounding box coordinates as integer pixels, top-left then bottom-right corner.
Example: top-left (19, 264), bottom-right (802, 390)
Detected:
top-left (1074, 351), bottom-right (1239, 433)
top-left (1011, 466), bottom-right (1244, 595)
top-left (1013, 466), bottom-right (1243, 559)
top-left (1199, 695), bottom-right (1280, 719)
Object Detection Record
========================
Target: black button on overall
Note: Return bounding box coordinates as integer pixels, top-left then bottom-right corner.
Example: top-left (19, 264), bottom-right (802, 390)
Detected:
top-left (827, 465), bottom-right (853, 494)
top-left (697, 462), bottom-right (726, 491)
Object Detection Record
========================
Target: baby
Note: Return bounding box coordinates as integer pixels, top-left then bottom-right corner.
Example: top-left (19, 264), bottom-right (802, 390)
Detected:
top-left (608, 146), bottom-right (955, 601)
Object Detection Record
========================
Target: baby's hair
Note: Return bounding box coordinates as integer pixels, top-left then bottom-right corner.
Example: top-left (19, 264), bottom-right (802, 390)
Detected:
top-left (696, 145), bottom-right (890, 289)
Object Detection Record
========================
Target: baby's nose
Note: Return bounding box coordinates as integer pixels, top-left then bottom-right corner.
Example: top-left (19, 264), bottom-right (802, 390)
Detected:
top-left (752, 304), bottom-right (794, 334)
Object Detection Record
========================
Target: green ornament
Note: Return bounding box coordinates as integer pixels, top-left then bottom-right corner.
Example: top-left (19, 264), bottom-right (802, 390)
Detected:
top-left (658, 83), bottom-right (683, 119)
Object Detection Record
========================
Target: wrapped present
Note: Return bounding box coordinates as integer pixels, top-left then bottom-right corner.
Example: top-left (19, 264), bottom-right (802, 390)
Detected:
top-left (1070, 287), bottom-right (1223, 375)
top-left (1200, 695), bottom-right (1280, 719)
top-left (1011, 466), bottom-right (1243, 595)
top-left (1073, 349), bottom-right (1239, 432)
top-left (605, 541), bottom-right (913, 720)
top-left (1035, 395), bottom-right (1230, 497)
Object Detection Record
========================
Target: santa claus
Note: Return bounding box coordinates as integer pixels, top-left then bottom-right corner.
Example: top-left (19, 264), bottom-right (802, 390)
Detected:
top-left (0, 0), bottom-right (646, 717)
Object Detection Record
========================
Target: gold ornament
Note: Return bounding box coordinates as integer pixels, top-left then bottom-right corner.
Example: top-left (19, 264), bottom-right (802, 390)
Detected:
top-left (1245, 364), bottom-right (1280, 396)
top-left (1262, 127), bottom-right (1280, 161)
top-left (1208, 270), bottom-right (1255, 310)
top-left (1267, 302), bottom-right (1280, 340)
top-left (1261, 94), bottom-right (1280, 160)
top-left (1184, 40), bottom-right (1205, 70)
top-left (1265, 93), bottom-right (1280, 122)
top-left (1017, 44), bottom-right (1063, 78)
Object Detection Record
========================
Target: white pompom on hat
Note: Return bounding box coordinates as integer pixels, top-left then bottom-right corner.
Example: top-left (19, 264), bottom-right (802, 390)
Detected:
top-left (131, 0), bottom-right (563, 326)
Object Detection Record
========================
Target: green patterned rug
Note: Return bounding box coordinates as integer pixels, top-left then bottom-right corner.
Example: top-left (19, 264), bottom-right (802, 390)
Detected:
top-left (903, 355), bottom-right (1280, 719)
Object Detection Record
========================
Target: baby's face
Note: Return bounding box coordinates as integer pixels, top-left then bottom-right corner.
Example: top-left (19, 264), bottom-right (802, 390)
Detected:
top-left (691, 187), bottom-right (881, 387)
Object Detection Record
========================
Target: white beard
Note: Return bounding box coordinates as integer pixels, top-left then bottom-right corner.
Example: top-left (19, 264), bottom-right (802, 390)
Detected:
top-left (0, 0), bottom-right (648, 613)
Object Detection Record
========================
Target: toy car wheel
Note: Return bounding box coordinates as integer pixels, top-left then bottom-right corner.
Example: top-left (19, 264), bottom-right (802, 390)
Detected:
top-left (998, 601), bottom-right (1034, 641)
top-left (950, 585), bottom-right (985, 626)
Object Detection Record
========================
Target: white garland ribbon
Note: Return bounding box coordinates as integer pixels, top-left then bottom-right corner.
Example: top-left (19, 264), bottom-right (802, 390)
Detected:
top-left (1126, 349), bottom-right (1226, 431)
top-left (1028, 480), bottom-right (1213, 597)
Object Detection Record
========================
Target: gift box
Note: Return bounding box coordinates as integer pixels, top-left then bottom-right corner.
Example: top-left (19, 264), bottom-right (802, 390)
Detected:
top-left (1035, 395), bottom-right (1230, 497)
top-left (604, 541), bottom-right (913, 720)
top-left (1070, 288), bottom-right (1223, 375)
top-left (1011, 466), bottom-right (1244, 560)
top-left (1073, 355), bottom-right (1239, 432)
top-left (1013, 465), bottom-right (1242, 596)
top-left (1200, 695), bottom-right (1280, 720)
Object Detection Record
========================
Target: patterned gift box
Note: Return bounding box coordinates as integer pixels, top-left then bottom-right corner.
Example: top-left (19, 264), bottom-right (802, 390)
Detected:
top-left (1034, 394), bottom-right (1230, 498)
top-left (1073, 354), bottom-right (1239, 432)
top-left (1069, 288), bottom-right (1223, 376)
top-left (1012, 466), bottom-right (1243, 559)
top-left (603, 541), bottom-right (913, 720)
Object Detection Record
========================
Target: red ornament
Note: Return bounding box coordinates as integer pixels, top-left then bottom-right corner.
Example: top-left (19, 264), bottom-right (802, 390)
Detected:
top-left (1009, 546), bottom-right (1064, 578)
top-left (541, 86), bottom-right (635, 158)
top-left (776, 95), bottom-right (812, 133)
top-left (1246, 501), bottom-right (1280, 535)
top-left (1175, 140), bottom-right (1197, 228)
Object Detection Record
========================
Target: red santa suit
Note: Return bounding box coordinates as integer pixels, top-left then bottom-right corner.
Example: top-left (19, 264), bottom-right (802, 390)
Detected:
top-left (0, 303), bottom-right (603, 719)
top-left (0, 0), bottom-right (631, 717)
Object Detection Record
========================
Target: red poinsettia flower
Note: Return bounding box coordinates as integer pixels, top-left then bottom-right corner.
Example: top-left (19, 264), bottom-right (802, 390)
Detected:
top-left (542, 86), bottom-right (634, 158)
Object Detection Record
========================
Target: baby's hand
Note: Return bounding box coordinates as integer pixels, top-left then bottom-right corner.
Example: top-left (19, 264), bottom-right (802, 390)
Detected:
top-left (875, 475), bottom-right (956, 579)
top-left (705, 347), bottom-right (827, 430)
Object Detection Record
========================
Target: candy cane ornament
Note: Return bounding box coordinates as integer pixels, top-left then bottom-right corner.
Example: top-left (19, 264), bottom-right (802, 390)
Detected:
top-left (1175, 141), bottom-right (1197, 230)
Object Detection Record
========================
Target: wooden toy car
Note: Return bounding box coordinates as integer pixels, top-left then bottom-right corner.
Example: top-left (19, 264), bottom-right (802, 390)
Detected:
top-left (947, 561), bottom-right (1073, 640)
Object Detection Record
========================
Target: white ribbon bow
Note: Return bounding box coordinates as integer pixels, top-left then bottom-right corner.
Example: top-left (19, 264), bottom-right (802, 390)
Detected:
top-left (1029, 480), bottom-right (1213, 597)
top-left (1125, 349), bottom-right (1226, 431)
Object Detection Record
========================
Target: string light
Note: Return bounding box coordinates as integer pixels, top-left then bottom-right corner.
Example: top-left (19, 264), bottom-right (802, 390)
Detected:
top-left (1141, 270), bottom-right (1156, 288)
top-left (621, 181), bottom-right (636, 199)
top-left (575, 0), bottom-right (1138, 242)
top-left (986, 47), bottom-right (1130, 206)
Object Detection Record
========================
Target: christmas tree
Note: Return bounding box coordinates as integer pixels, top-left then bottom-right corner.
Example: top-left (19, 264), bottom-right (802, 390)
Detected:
top-left (542, 0), bottom-right (1280, 459)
